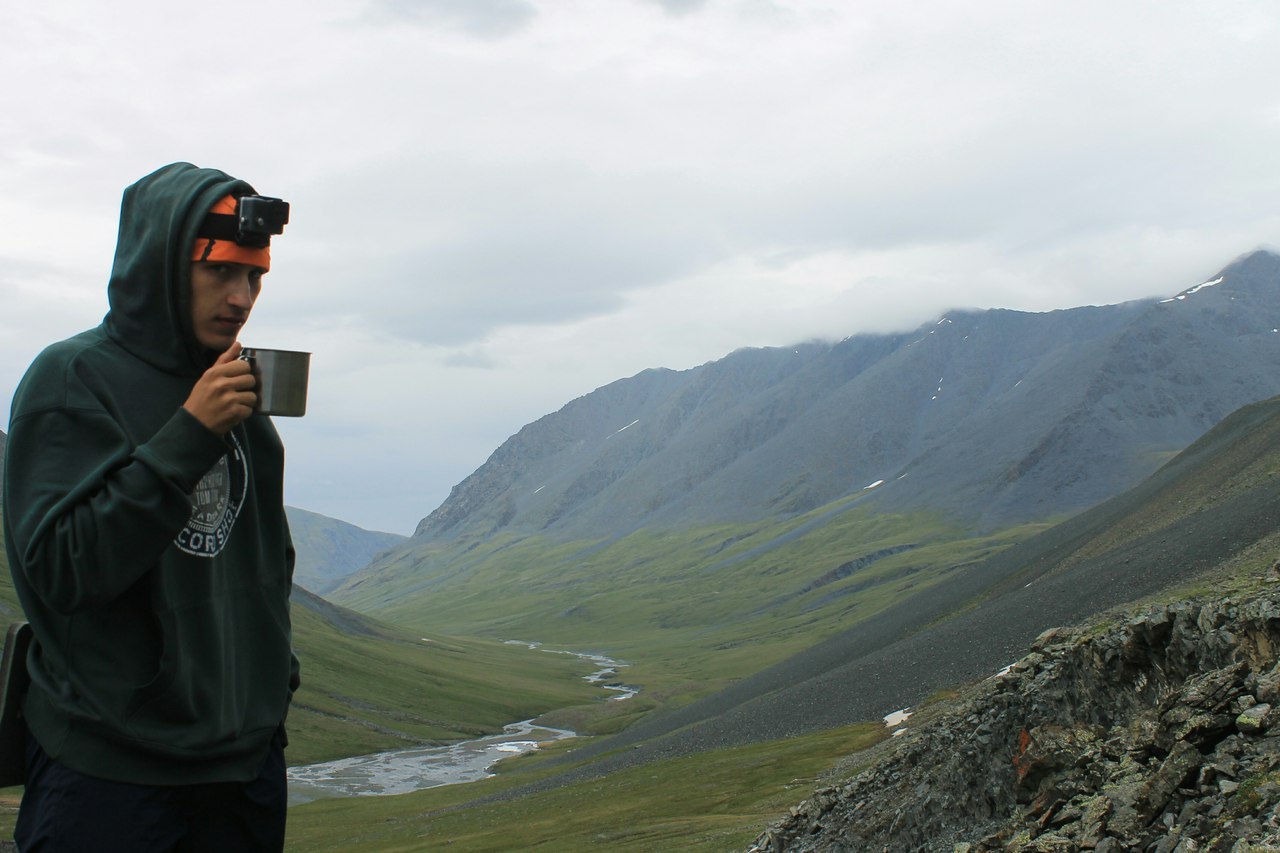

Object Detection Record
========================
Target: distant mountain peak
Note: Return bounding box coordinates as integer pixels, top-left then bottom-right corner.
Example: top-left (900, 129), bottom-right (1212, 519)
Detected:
top-left (286, 507), bottom-right (406, 593)
top-left (1156, 249), bottom-right (1280, 307)
top-left (1160, 274), bottom-right (1226, 304)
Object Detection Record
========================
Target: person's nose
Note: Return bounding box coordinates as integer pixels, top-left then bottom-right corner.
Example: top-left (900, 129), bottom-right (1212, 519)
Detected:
top-left (226, 274), bottom-right (257, 311)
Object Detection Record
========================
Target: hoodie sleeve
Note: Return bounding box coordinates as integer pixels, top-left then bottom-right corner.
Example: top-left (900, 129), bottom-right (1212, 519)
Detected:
top-left (6, 392), bottom-right (227, 615)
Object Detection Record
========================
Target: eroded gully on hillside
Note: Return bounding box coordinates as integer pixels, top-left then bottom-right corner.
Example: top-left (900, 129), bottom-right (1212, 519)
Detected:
top-left (286, 643), bottom-right (637, 806)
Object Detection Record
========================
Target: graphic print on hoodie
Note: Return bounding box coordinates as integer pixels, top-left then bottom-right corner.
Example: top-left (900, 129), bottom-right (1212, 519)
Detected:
top-left (177, 431), bottom-right (247, 557)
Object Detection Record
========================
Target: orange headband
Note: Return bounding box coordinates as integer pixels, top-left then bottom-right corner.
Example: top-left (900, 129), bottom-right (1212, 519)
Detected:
top-left (191, 195), bottom-right (272, 270)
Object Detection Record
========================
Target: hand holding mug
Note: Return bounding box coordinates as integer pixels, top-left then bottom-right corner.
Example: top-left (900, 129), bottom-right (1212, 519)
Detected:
top-left (183, 342), bottom-right (258, 434)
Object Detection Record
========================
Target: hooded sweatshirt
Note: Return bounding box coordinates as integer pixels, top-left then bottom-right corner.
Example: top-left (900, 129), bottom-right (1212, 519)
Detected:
top-left (2, 162), bottom-right (298, 785)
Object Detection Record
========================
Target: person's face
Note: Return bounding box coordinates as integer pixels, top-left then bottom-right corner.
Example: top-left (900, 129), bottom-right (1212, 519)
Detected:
top-left (189, 261), bottom-right (265, 351)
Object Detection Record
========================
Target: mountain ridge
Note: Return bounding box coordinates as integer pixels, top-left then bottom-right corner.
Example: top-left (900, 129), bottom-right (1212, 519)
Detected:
top-left (408, 250), bottom-right (1280, 548)
top-left (285, 506), bottom-right (405, 593)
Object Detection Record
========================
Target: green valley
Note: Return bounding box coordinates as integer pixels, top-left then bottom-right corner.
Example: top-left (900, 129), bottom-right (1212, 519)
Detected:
top-left (333, 493), bottom-right (1052, 697)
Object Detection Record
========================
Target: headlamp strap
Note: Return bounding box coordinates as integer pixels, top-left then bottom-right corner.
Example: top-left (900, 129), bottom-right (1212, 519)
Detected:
top-left (196, 213), bottom-right (240, 242)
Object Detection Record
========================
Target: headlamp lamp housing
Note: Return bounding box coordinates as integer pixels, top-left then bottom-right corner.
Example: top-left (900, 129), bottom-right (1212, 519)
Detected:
top-left (236, 196), bottom-right (290, 248)
top-left (196, 195), bottom-right (290, 249)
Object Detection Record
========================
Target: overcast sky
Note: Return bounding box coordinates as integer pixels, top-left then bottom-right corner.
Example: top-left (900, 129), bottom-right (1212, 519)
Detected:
top-left (3, 1), bottom-right (1279, 535)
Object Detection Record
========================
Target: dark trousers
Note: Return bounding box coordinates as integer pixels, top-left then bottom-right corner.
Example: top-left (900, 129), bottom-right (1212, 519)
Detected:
top-left (14, 732), bottom-right (286, 852)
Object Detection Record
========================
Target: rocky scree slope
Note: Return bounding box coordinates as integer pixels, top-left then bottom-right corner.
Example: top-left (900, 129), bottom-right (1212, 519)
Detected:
top-left (410, 250), bottom-right (1280, 546)
top-left (753, 591), bottom-right (1280, 852)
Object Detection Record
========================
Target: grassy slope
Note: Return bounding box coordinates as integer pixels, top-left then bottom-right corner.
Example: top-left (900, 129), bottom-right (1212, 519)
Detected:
top-left (336, 491), bottom-right (1052, 707)
top-left (285, 721), bottom-right (886, 852)
top-left (286, 600), bottom-right (601, 765)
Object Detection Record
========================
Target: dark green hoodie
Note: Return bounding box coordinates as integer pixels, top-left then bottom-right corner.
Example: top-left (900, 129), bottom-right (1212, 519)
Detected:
top-left (2, 162), bottom-right (298, 785)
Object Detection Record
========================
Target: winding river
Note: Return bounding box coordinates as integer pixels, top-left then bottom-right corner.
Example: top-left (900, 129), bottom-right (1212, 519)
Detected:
top-left (287, 644), bottom-right (635, 806)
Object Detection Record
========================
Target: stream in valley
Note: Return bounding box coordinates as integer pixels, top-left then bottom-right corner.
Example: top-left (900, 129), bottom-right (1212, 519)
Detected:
top-left (287, 643), bottom-right (635, 805)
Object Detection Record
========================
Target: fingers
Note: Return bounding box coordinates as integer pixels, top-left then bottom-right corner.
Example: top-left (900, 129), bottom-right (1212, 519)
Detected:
top-left (213, 343), bottom-right (254, 386)
top-left (184, 346), bottom-right (260, 434)
top-left (216, 341), bottom-right (244, 365)
top-left (219, 362), bottom-right (259, 401)
top-left (220, 364), bottom-right (257, 390)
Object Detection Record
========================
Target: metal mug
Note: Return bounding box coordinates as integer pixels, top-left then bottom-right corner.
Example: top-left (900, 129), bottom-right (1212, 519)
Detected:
top-left (239, 347), bottom-right (310, 417)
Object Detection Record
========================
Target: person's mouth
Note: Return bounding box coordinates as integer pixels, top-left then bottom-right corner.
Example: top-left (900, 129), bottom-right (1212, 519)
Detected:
top-left (212, 316), bottom-right (247, 333)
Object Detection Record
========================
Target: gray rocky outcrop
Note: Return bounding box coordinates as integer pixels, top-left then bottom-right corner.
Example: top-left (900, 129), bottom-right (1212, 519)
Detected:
top-left (751, 591), bottom-right (1280, 851)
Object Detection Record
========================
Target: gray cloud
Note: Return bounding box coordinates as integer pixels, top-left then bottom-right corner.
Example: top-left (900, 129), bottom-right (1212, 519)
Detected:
top-left (643, 0), bottom-right (710, 15)
top-left (364, 0), bottom-right (537, 37)
top-left (280, 158), bottom-right (722, 345)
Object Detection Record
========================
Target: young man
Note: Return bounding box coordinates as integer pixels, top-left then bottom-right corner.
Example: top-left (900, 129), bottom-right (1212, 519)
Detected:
top-left (3, 163), bottom-right (299, 851)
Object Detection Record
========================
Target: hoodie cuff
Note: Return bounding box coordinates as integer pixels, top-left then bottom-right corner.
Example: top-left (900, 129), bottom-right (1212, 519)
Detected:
top-left (134, 409), bottom-right (231, 493)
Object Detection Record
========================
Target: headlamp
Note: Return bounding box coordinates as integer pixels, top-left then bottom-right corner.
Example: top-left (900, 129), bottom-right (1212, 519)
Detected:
top-left (196, 195), bottom-right (290, 249)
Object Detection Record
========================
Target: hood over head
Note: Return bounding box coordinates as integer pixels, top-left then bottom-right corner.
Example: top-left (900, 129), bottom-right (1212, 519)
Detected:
top-left (104, 162), bottom-right (258, 377)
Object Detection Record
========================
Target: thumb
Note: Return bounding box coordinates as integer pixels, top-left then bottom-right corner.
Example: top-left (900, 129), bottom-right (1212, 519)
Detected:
top-left (216, 341), bottom-right (244, 365)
